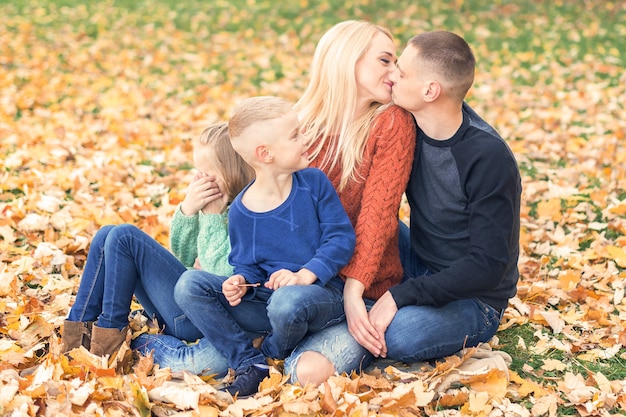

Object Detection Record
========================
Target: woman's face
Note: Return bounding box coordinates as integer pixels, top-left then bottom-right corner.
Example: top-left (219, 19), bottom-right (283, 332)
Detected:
top-left (354, 32), bottom-right (397, 111)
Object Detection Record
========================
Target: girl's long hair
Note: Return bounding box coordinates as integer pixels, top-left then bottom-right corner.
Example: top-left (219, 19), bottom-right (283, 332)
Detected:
top-left (197, 122), bottom-right (255, 203)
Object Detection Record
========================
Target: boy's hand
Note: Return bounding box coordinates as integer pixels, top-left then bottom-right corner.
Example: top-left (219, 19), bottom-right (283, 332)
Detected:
top-left (181, 172), bottom-right (224, 216)
top-left (223, 274), bottom-right (247, 306)
top-left (266, 268), bottom-right (317, 289)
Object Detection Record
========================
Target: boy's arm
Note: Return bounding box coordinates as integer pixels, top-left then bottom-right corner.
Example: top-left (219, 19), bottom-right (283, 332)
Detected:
top-left (300, 170), bottom-right (356, 286)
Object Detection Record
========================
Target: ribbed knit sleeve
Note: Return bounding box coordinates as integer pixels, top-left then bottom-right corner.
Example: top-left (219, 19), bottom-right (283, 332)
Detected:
top-left (311, 105), bottom-right (416, 300)
top-left (196, 211), bottom-right (232, 276)
top-left (170, 205), bottom-right (233, 276)
top-left (170, 205), bottom-right (200, 268)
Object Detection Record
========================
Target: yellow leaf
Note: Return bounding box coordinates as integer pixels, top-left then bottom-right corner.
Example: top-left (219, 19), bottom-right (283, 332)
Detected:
top-left (606, 245), bottom-right (626, 268)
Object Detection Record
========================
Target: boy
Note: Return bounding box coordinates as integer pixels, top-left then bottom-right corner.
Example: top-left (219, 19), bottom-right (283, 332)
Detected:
top-left (174, 96), bottom-right (355, 397)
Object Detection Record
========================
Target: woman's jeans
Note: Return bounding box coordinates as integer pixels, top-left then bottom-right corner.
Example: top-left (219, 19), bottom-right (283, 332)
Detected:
top-left (67, 224), bottom-right (202, 340)
top-left (283, 221), bottom-right (503, 383)
top-left (172, 269), bottom-right (345, 371)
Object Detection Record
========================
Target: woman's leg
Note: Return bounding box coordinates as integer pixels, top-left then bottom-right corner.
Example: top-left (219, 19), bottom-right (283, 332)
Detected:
top-left (284, 320), bottom-right (374, 385)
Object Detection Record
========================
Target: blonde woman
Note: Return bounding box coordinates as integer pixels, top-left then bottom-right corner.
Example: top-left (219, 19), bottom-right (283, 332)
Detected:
top-left (283, 20), bottom-right (416, 384)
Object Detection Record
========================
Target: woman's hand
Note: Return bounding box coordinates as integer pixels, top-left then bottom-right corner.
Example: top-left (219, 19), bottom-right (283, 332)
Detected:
top-left (343, 278), bottom-right (385, 357)
top-left (181, 172), bottom-right (225, 216)
top-left (222, 274), bottom-right (247, 306)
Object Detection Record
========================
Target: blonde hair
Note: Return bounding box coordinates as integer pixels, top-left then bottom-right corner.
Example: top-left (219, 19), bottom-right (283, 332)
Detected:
top-left (228, 96), bottom-right (294, 162)
top-left (408, 31), bottom-right (475, 101)
top-left (228, 96), bottom-right (293, 139)
top-left (196, 122), bottom-right (255, 202)
top-left (295, 20), bottom-right (393, 190)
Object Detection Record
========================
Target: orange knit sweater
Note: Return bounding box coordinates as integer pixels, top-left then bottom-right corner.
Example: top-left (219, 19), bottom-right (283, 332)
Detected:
top-left (309, 105), bottom-right (416, 300)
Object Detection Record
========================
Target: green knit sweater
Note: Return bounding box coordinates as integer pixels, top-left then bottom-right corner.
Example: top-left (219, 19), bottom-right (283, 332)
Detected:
top-left (169, 205), bottom-right (232, 276)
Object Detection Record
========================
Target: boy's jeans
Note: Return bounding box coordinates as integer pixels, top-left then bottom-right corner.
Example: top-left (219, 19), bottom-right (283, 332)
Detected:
top-left (174, 269), bottom-right (345, 371)
top-left (284, 221), bottom-right (502, 383)
top-left (67, 224), bottom-right (202, 340)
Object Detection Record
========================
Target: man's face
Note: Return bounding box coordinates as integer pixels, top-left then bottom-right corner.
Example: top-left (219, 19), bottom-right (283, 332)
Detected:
top-left (390, 44), bottom-right (425, 114)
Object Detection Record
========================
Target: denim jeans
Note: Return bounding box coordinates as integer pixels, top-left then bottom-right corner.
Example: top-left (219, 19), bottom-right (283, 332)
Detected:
top-left (67, 224), bottom-right (202, 340)
top-left (173, 269), bottom-right (345, 371)
top-left (131, 332), bottom-right (229, 377)
top-left (283, 221), bottom-right (502, 383)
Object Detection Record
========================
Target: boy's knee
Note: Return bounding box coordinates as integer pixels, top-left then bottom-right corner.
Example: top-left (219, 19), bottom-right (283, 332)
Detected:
top-left (173, 270), bottom-right (196, 303)
top-left (295, 351), bottom-right (335, 386)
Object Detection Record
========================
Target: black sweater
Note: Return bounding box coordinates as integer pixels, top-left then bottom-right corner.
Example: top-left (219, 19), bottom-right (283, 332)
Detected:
top-left (390, 103), bottom-right (521, 311)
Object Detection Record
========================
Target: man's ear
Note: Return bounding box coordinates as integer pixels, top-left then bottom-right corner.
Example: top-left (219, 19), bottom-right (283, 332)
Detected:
top-left (255, 145), bottom-right (273, 163)
top-left (423, 81), bottom-right (441, 102)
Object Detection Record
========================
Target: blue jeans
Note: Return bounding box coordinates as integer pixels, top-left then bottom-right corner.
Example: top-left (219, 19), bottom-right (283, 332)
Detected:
top-left (284, 221), bottom-right (502, 383)
top-left (67, 224), bottom-right (202, 340)
top-left (173, 269), bottom-right (345, 371)
top-left (131, 332), bottom-right (229, 377)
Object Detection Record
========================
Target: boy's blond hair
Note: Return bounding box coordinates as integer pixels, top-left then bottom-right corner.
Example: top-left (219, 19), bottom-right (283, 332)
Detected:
top-left (195, 122), bottom-right (255, 202)
top-left (228, 96), bottom-right (294, 161)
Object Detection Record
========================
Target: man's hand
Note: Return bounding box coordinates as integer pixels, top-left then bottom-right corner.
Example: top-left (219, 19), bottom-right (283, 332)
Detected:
top-left (266, 268), bottom-right (317, 289)
top-left (367, 291), bottom-right (398, 357)
top-left (343, 278), bottom-right (385, 357)
top-left (222, 275), bottom-right (247, 306)
top-left (181, 172), bottom-right (225, 216)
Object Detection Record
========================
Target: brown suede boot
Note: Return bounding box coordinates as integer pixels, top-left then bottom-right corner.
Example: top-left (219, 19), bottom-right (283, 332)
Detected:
top-left (89, 325), bottom-right (129, 357)
top-left (61, 320), bottom-right (92, 353)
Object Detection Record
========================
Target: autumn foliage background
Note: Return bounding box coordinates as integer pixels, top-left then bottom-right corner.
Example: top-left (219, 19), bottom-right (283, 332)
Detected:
top-left (1, 0), bottom-right (626, 416)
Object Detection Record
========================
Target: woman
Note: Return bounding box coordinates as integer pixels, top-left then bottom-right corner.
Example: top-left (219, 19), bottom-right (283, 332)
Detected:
top-left (284, 20), bottom-right (415, 384)
top-left (138, 20), bottom-right (416, 385)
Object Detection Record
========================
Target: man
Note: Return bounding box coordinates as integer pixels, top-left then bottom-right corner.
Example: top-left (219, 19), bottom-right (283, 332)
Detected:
top-left (366, 31), bottom-right (522, 362)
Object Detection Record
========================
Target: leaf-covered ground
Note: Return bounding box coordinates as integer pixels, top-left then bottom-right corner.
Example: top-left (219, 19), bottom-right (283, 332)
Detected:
top-left (1, 1), bottom-right (626, 416)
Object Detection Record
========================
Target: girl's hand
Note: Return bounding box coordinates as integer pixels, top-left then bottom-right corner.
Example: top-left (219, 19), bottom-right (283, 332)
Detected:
top-left (181, 172), bottom-right (224, 216)
top-left (266, 268), bottom-right (316, 289)
top-left (223, 275), bottom-right (247, 306)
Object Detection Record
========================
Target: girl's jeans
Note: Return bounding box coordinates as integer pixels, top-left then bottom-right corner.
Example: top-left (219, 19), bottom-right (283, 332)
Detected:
top-left (67, 224), bottom-right (202, 340)
top-left (283, 221), bottom-right (503, 383)
top-left (172, 269), bottom-right (345, 371)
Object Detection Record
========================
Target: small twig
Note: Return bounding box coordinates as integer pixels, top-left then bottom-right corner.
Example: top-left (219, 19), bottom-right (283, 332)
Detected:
top-left (236, 283), bottom-right (260, 287)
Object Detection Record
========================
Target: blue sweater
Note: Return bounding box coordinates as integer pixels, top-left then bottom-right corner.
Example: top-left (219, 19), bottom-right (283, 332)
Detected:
top-left (228, 168), bottom-right (355, 292)
top-left (390, 103), bottom-right (521, 311)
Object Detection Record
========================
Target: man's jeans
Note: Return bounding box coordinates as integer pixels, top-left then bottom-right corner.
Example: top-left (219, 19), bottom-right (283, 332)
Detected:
top-left (67, 224), bottom-right (202, 340)
top-left (173, 269), bottom-right (345, 371)
top-left (284, 221), bottom-right (502, 383)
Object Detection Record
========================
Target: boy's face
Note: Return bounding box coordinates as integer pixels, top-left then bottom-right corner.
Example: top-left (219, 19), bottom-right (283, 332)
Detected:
top-left (263, 110), bottom-right (309, 173)
top-left (390, 44), bottom-right (426, 114)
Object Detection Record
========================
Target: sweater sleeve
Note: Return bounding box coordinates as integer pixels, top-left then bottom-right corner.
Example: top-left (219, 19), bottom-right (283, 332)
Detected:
top-left (196, 211), bottom-right (233, 276)
top-left (340, 106), bottom-right (416, 289)
top-left (169, 205), bottom-right (200, 268)
top-left (389, 130), bottom-right (521, 310)
top-left (301, 170), bottom-right (356, 285)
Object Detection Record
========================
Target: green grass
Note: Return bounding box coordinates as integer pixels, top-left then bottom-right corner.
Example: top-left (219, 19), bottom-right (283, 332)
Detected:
top-left (498, 323), bottom-right (626, 415)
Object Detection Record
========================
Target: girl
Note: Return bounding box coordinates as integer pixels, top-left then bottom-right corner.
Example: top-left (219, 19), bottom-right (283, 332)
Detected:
top-left (62, 122), bottom-right (254, 360)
